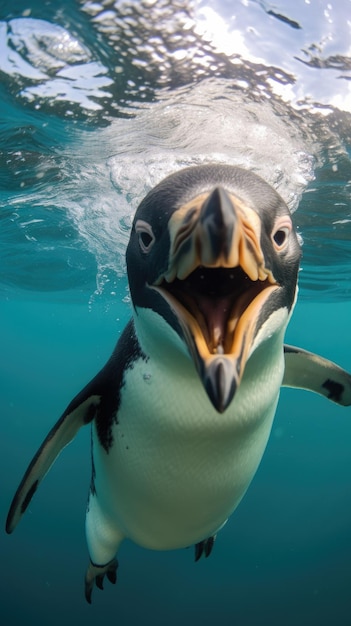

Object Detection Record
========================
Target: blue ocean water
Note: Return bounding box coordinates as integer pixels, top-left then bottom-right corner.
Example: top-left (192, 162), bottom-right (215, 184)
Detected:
top-left (1, 1), bottom-right (351, 625)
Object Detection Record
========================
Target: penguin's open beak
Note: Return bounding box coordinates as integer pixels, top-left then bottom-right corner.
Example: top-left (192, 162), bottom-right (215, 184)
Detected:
top-left (152, 187), bottom-right (279, 413)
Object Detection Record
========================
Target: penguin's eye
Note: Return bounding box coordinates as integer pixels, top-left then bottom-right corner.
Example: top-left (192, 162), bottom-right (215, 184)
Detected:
top-left (273, 228), bottom-right (289, 246)
top-left (272, 218), bottom-right (292, 251)
top-left (135, 220), bottom-right (156, 253)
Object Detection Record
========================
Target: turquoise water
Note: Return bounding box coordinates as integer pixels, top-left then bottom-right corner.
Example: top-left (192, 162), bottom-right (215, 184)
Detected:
top-left (1, 1), bottom-right (351, 625)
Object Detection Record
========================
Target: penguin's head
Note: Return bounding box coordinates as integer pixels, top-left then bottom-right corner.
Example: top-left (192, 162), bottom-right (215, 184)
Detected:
top-left (126, 164), bottom-right (301, 413)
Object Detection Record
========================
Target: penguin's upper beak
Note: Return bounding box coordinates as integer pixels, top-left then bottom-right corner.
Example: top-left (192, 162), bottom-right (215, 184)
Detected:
top-left (151, 187), bottom-right (279, 413)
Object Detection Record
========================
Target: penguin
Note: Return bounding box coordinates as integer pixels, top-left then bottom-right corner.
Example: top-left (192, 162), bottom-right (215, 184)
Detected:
top-left (6, 164), bottom-right (351, 603)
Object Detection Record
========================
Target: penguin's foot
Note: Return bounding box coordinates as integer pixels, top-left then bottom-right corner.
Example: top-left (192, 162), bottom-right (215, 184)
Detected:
top-left (194, 535), bottom-right (216, 562)
top-left (85, 558), bottom-right (118, 604)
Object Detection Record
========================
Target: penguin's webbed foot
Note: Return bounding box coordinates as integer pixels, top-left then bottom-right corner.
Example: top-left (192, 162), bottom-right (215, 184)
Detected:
top-left (85, 558), bottom-right (118, 604)
top-left (194, 535), bottom-right (216, 562)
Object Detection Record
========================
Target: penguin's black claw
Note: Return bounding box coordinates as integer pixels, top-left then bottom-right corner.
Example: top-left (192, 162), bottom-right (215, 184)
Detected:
top-left (194, 535), bottom-right (216, 562)
top-left (96, 574), bottom-right (104, 590)
top-left (106, 566), bottom-right (117, 585)
top-left (194, 541), bottom-right (203, 562)
top-left (204, 534), bottom-right (215, 557)
top-left (85, 584), bottom-right (93, 605)
top-left (84, 558), bottom-right (118, 604)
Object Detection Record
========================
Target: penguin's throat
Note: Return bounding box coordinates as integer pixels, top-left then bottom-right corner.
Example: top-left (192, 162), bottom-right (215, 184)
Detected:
top-left (156, 266), bottom-right (274, 356)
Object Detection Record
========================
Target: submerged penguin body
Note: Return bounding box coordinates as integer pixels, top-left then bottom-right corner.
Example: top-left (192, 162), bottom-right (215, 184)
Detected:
top-left (6, 165), bottom-right (351, 602)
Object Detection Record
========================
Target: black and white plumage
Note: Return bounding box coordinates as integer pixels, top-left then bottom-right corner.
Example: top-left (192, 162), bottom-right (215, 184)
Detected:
top-left (6, 165), bottom-right (351, 603)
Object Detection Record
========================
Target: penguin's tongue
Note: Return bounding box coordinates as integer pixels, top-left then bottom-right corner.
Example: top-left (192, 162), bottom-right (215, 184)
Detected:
top-left (166, 266), bottom-right (267, 355)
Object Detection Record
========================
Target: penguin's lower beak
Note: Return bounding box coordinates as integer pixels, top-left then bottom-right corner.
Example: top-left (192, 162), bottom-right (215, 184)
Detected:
top-left (151, 187), bottom-right (279, 413)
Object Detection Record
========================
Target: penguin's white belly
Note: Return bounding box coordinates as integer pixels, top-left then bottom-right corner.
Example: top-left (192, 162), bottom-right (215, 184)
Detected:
top-left (93, 353), bottom-right (282, 551)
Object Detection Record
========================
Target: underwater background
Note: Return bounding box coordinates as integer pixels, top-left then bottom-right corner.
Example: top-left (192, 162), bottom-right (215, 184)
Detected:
top-left (1, 0), bottom-right (351, 624)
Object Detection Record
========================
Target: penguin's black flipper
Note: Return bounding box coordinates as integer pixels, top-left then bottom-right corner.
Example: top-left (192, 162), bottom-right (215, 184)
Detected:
top-left (6, 319), bottom-right (142, 534)
top-left (5, 380), bottom-right (104, 534)
top-left (283, 344), bottom-right (351, 406)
